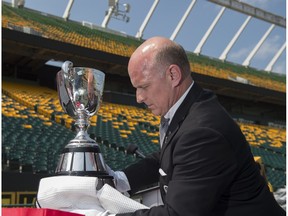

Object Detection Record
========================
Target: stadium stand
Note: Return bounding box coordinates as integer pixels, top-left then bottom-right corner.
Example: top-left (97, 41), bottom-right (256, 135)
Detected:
top-left (2, 2), bottom-right (285, 209)
top-left (2, 3), bottom-right (285, 92)
top-left (2, 81), bottom-right (158, 172)
top-left (2, 80), bottom-right (286, 191)
top-left (239, 123), bottom-right (286, 190)
top-left (2, 3), bottom-right (141, 57)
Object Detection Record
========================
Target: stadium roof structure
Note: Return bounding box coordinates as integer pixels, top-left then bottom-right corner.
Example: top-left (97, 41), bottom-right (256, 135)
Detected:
top-left (2, 2), bottom-right (286, 106)
top-left (66, 0), bottom-right (286, 74)
top-left (7, 0), bottom-right (286, 73)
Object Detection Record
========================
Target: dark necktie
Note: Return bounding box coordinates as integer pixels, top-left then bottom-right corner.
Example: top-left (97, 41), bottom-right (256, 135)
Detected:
top-left (160, 116), bottom-right (170, 147)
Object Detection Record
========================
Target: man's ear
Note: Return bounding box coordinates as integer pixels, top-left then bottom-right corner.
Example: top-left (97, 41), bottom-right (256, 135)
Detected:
top-left (168, 64), bottom-right (182, 87)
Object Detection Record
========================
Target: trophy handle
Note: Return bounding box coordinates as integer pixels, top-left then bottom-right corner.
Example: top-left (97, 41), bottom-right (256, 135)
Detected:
top-left (56, 70), bottom-right (77, 118)
top-left (61, 61), bottom-right (73, 78)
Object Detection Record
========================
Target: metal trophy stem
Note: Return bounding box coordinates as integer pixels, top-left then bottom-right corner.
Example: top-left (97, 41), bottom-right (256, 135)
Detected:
top-left (55, 61), bottom-right (114, 189)
top-left (74, 110), bottom-right (93, 142)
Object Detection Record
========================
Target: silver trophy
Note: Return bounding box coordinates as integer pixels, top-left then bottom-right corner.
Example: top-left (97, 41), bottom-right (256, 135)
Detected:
top-left (55, 61), bottom-right (114, 189)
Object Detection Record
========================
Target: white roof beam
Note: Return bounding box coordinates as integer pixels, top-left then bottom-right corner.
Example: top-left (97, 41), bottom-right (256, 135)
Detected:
top-left (170, 0), bottom-right (197, 41)
top-left (194, 6), bottom-right (226, 54)
top-left (63, 0), bottom-right (75, 20)
top-left (265, 42), bottom-right (286, 73)
top-left (242, 24), bottom-right (275, 67)
top-left (135, 0), bottom-right (160, 39)
top-left (219, 16), bottom-right (252, 61)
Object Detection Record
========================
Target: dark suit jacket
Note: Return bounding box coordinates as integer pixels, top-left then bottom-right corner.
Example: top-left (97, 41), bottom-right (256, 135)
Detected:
top-left (118, 83), bottom-right (285, 216)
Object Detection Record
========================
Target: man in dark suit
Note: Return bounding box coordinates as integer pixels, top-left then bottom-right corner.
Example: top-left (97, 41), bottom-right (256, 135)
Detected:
top-left (109, 37), bottom-right (285, 216)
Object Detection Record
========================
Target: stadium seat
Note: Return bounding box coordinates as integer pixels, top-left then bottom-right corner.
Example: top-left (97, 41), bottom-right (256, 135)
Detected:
top-left (2, 80), bottom-right (286, 191)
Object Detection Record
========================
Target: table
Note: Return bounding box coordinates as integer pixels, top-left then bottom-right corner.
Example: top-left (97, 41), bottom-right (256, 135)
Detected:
top-left (2, 208), bottom-right (83, 216)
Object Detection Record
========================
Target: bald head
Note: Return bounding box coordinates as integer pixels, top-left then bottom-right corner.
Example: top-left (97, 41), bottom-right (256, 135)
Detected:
top-left (127, 36), bottom-right (193, 116)
top-left (129, 37), bottom-right (191, 78)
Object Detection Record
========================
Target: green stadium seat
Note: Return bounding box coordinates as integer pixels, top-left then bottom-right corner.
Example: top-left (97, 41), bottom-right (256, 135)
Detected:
top-left (1, 81), bottom-right (286, 190)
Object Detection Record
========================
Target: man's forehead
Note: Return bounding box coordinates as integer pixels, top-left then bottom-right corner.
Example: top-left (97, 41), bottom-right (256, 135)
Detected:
top-left (131, 69), bottom-right (150, 87)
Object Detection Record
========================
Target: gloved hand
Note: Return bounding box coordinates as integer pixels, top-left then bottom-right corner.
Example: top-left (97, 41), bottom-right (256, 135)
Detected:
top-left (96, 210), bottom-right (116, 216)
top-left (106, 164), bottom-right (131, 193)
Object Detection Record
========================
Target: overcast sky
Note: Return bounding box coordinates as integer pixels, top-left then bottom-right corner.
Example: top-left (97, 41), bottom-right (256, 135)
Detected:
top-left (3, 0), bottom-right (286, 74)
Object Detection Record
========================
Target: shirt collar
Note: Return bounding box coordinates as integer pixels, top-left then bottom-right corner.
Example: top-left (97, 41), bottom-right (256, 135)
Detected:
top-left (164, 81), bottom-right (194, 125)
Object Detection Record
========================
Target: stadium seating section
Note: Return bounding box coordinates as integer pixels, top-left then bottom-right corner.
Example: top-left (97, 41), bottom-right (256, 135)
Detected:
top-left (2, 81), bottom-right (286, 191)
top-left (2, 4), bottom-right (285, 93)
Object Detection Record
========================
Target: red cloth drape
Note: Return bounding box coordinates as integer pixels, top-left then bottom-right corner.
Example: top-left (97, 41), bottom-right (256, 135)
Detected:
top-left (2, 208), bottom-right (84, 216)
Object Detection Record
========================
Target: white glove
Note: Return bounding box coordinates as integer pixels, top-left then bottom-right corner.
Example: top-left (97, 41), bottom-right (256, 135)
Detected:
top-left (106, 164), bottom-right (131, 193)
top-left (97, 210), bottom-right (116, 216)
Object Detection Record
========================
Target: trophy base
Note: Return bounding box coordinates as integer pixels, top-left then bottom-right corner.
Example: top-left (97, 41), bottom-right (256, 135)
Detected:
top-left (55, 142), bottom-right (115, 189)
top-left (56, 172), bottom-right (115, 190)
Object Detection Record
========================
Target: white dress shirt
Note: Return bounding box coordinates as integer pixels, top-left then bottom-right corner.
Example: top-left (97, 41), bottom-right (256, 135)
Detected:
top-left (160, 81), bottom-right (194, 146)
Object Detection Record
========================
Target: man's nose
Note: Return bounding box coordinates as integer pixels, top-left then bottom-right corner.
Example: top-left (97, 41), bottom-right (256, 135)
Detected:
top-left (136, 89), bottom-right (144, 103)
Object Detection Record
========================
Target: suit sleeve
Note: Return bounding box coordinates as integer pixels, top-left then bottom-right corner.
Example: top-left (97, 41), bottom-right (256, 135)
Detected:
top-left (123, 151), bottom-right (160, 195)
top-left (118, 127), bottom-right (238, 216)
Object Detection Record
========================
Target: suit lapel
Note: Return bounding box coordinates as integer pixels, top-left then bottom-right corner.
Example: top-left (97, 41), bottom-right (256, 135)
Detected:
top-left (160, 82), bottom-right (203, 160)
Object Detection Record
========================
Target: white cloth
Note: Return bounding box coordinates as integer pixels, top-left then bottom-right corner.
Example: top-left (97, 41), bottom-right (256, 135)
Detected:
top-left (37, 176), bottom-right (103, 211)
top-left (274, 187), bottom-right (286, 210)
top-left (70, 209), bottom-right (115, 216)
top-left (71, 210), bottom-right (115, 216)
top-left (37, 176), bottom-right (148, 216)
top-left (97, 184), bottom-right (149, 214)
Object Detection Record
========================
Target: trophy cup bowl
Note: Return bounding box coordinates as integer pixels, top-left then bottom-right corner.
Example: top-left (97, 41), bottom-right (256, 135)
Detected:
top-left (55, 61), bottom-right (114, 189)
